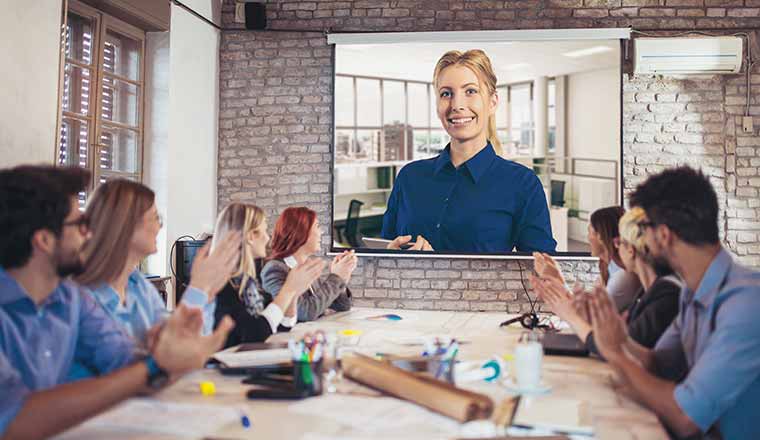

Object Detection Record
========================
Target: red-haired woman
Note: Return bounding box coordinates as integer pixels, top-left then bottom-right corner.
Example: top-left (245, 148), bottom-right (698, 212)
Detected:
top-left (261, 207), bottom-right (357, 322)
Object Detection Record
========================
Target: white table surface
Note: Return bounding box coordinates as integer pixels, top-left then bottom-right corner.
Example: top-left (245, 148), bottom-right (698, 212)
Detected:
top-left (57, 308), bottom-right (668, 440)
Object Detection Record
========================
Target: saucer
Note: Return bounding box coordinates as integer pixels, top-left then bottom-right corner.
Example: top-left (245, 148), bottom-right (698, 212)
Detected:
top-left (502, 378), bottom-right (552, 395)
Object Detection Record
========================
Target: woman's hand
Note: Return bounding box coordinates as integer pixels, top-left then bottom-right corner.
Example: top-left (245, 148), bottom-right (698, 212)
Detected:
top-left (386, 235), bottom-right (434, 251)
top-left (530, 274), bottom-right (578, 324)
top-left (571, 283), bottom-right (591, 323)
top-left (281, 258), bottom-right (326, 298)
top-left (189, 232), bottom-right (241, 301)
top-left (151, 305), bottom-right (234, 376)
top-left (532, 252), bottom-right (565, 284)
top-left (589, 285), bottom-right (629, 365)
top-left (330, 250), bottom-right (357, 282)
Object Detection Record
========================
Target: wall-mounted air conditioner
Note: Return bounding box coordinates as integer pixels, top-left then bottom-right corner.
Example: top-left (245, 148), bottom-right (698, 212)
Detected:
top-left (634, 37), bottom-right (743, 75)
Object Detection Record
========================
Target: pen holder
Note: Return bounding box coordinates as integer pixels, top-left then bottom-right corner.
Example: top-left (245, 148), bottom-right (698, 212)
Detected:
top-left (293, 360), bottom-right (324, 396)
top-left (388, 355), bottom-right (456, 384)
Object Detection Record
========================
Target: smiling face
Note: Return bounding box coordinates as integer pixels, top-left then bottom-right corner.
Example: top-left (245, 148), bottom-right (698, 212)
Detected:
top-left (436, 64), bottom-right (497, 149)
top-left (303, 219), bottom-right (322, 255)
top-left (248, 217), bottom-right (270, 259)
top-left (587, 223), bottom-right (605, 260)
top-left (130, 202), bottom-right (161, 258)
top-left (53, 196), bottom-right (91, 277)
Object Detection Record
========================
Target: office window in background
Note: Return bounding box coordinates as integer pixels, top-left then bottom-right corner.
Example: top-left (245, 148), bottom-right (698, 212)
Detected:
top-left (57, 0), bottom-right (145, 204)
top-left (508, 83), bottom-right (534, 155)
top-left (334, 75), bottom-right (443, 164)
top-left (548, 79), bottom-right (556, 153)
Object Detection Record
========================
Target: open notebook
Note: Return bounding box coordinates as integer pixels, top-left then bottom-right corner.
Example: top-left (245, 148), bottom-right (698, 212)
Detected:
top-left (512, 396), bottom-right (593, 436)
top-left (213, 342), bottom-right (291, 367)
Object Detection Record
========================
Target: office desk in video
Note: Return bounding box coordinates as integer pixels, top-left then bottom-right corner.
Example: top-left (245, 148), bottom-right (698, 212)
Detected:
top-left (58, 308), bottom-right (668, 440)
top-left (333, 206), bottom-right (387, 242)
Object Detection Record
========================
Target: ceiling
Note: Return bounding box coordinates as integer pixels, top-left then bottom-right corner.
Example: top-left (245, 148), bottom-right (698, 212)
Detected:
top-left (335, 39), bottom-right (621, 85)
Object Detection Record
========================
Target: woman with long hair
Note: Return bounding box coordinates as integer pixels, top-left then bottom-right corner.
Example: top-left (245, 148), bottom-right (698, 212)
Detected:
top-left (532, 207), bottom-right (681, 357)
top-left (70, 179), bottom-right (238, 378)
top-left (380, 49), bottom-right (555, 253)
top-left (261, 207), bottom-right (357, 322)
top-left (588, 206), bottom-right (641, 311)
top-left (210, 203), bottom-right (324, 347)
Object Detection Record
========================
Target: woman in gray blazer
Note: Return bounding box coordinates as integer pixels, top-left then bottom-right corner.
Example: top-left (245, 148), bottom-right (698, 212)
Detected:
top-left (261, 207), bottom-right (357, 322)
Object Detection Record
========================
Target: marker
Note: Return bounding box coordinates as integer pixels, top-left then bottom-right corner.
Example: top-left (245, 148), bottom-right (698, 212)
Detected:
top-left (240, 411), bottom-right (251, 429)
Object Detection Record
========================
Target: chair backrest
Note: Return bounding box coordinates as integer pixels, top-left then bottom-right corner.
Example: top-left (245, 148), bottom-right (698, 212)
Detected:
top-left (345, 199), bottom-right (364, 247)
top-left (550, 180), bottom-right (566, 207)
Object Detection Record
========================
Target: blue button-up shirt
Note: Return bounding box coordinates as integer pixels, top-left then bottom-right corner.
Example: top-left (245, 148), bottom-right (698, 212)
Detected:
top-left (0, 268), bottom-right (135, 435)
top-left (653, 248), bottom-right (760, 439)
top-left (381, 143), bottom-right (556, 253)
top-left (68, 270), bottom-right (215, 380)
top-left (87, 270), bottom-right (214, 340)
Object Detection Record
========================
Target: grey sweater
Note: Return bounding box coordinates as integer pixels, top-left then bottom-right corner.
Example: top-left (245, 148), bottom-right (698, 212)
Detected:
top-left (260, 259), bottom-right (352, 322)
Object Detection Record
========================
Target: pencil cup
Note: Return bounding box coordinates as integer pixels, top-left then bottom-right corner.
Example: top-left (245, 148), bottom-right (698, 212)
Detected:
top-left (294, 360), bottom-right (324, 396)
top-left (429, 355), bottom-right (456, 384)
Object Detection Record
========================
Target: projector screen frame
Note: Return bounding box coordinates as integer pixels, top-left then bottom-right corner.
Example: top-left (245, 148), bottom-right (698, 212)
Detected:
top-left (327, 28), bottom-right (630, 260)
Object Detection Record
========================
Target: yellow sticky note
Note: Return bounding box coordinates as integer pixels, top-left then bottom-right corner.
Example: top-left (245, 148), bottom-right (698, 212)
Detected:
top-left (199, 381), bottom-right (216, 396)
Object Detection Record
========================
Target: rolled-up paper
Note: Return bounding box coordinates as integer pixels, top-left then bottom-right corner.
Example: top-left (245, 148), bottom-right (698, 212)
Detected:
top-left (342, 354), bottom-right (494, 422)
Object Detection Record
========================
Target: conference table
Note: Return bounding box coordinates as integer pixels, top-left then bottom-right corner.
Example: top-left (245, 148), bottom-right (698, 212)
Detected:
top-left (57, 308), bottom-right (668, 440)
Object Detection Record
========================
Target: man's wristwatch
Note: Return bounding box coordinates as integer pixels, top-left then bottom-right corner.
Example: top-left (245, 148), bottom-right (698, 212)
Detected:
top-left (145, 355), bottom-right (170, 389)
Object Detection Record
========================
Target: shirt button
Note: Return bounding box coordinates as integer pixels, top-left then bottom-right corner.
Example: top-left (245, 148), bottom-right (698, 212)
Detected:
top-left (436, 223), bottom-right (441, 229)
top-left (44, 350), bottom-right (52, 358)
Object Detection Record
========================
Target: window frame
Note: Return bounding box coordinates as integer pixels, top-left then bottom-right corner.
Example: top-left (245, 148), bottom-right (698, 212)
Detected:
top-left (56, 0), bottom-right (146, 194)
top-left (334, 73), bottom-right (444, 163)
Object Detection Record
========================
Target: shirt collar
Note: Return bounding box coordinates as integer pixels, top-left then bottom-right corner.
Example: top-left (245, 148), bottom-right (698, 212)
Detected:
top-left (433, 143), bottom-right (497, 184)
top-left (687, 247), bottom-right (733, 307)
top-left (608, 260), bottom-right (623, 276)
top-left (89, 270), bottom-right (141, 311)
top-left (283, 256), bottom-right (298, 269)
top-left (0, 267), bottom-right (67, 307)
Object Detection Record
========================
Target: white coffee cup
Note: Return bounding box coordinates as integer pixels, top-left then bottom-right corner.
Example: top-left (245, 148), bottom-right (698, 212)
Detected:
top-left (513, 331), bottom-right (543, 390)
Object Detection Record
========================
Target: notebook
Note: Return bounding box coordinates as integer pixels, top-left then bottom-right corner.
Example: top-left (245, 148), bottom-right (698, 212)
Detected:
top-left (213, 342), bottom-right (291, 368)
top-left (512, 396), bottom-right (593, 436)
top-left (541, 333), bottom-right (589, 357)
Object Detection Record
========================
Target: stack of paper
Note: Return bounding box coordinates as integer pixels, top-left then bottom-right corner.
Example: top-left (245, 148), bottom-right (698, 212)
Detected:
top-left (57, 399), bottom-right (241, 438)
top-left (512, 396), bottom-right (593, 436)
top-left (213, 344), bottom-right (291, 367)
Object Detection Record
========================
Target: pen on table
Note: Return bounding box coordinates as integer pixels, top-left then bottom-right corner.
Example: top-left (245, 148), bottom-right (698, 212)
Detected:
top-left (240, 410), bottom-right (251, 429)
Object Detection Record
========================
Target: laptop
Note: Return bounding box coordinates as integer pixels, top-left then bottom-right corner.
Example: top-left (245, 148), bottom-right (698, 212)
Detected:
top-left (541, 333), bottom-right (589, 357)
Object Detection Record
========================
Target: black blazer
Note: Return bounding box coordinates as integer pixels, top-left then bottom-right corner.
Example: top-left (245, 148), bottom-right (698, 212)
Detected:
top-left (213, 280), bottom-right (291, 349)
top-left (586, 275), bottom-right (682, 356)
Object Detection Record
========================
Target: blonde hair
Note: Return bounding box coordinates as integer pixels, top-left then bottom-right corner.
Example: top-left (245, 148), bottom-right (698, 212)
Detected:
top-left (211, 203), bottom-right (265, 297)
top-left (619, 207), bottom-right (648, 255)
top-left (433, 49), bottom-right (502, 156)
top-left (77, 180), bottom-right (155, 286)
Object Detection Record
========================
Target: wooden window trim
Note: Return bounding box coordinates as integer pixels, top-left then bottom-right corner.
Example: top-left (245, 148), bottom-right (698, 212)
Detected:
top-left (56, 0), bottom-right (146, 194)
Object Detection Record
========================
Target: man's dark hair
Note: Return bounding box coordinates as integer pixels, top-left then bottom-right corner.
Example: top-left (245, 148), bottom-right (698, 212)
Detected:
top-left (630, 166), bottom-right (720, 246)
top-left (0, 166), bottom-right (90, 268)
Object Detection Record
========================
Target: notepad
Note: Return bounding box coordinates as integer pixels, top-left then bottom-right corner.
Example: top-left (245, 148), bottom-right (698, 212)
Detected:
top-left (512, 397), bottom-right (593, 436)
top-left (214, 343), bottom-right (292, 367)
top-left (59, 399), bottom-right (241, 438)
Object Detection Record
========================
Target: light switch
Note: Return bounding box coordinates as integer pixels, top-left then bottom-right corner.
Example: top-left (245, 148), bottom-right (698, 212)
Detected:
top-left (742, 116), bottom-right (754, 134)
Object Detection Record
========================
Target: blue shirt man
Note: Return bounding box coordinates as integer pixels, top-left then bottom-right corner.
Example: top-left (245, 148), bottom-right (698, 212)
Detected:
top-left (0, 268), bottom-right (135, 433)
top-left (653, 248), bottom-right (760, 439)
top-left (381, 143), bottom-right (556, 253)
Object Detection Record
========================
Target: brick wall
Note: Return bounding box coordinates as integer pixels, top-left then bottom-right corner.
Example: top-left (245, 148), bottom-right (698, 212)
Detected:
top-left (217, 0), bottom-right (760, 312)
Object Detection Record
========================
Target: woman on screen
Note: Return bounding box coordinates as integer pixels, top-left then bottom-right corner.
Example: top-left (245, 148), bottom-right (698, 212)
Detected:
top-left (381, 49), bottom-right (556, 253)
